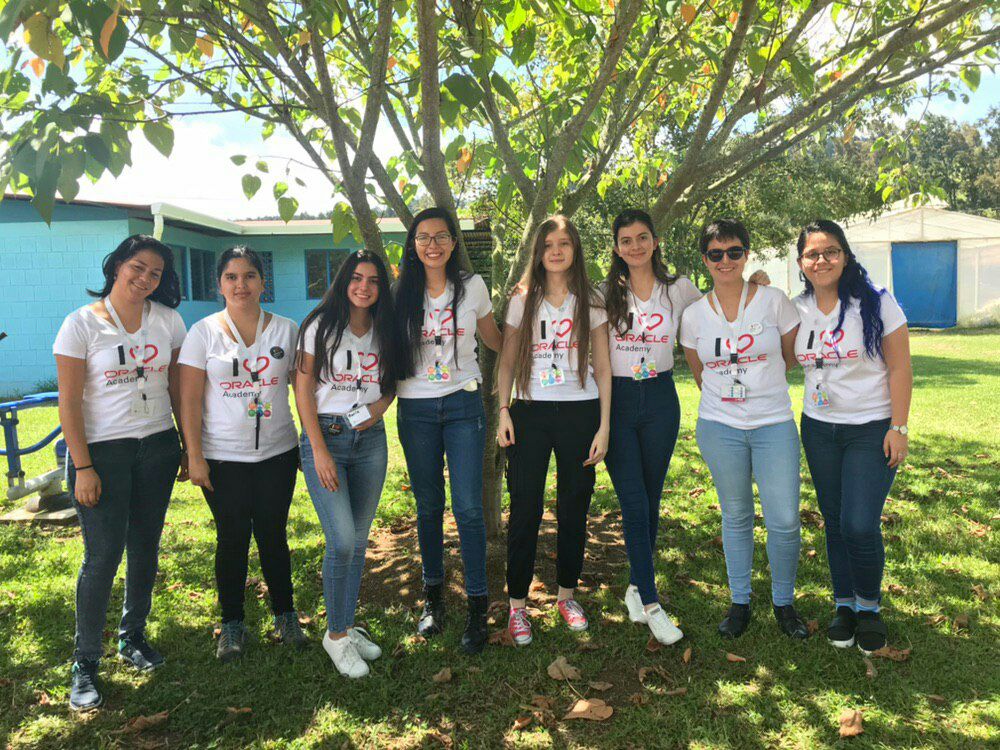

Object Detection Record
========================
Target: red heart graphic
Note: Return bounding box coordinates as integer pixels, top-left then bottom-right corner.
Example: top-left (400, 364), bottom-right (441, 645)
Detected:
top-left (435, 308), bottom-right (455, 327)
top-left (645, 313), bottom-right (664, 330)
top-left (820, 329), bottom-right (845, 346)
top-left (242, 356), bottom-right (270, 374)
top-left (359, 352), bottom-right (379, 371)
top-left (724, 334), bottom-right (755, 354)
top-left (129, 344), bottom-right (158, 364)
top-left (554, 318), bottom-right (573, 338)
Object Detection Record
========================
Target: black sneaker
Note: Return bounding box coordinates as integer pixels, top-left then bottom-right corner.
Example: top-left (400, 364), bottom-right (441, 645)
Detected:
top-left (773, 605), bottom-right (810, 639)
top-left (459, 595), bottom-right (489, 655)
top-left (855, 610), bottom-right (887, 654)
top-left (118, 632), bottom-right (165, 671)
top-left (417, 583), bottom-right (445, 637)
top-left (718, 603), bottom-right (751, 639)
top-left (216, 620), bottom-right (247, 663)
top-left (69, 660), bottom-right (103, 711)
top-left (827, 606), bottom-right (857, 649)
top-left (274, 611), bottom-right (309, 648)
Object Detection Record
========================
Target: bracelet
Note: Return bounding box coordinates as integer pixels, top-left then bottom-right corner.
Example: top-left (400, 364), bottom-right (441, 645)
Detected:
top-left (499, 405), bottom-right (510, 412)
top-left (74, 464), bottom-right (94, 472)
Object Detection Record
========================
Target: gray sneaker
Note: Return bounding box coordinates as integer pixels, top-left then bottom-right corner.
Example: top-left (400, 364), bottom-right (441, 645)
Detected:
top-left (216, 620), bottom-right (247, 663)
top-left (275, 611), bottom-right (308, 648)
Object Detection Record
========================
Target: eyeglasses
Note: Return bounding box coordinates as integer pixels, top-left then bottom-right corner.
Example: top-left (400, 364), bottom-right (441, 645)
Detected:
top-left (415, 233), bottom-right (454, 249)
top-left (704, 246), bottom-right (747, 262)
top-left (801, 248), bottom-right (843, 264)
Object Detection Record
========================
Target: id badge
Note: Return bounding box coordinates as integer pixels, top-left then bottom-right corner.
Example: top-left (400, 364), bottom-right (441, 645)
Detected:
top-left (247, 400), bottom-right (272, 419)
top-left (130, 394), bottom-right (165, 418)
top-left (721, 382), bottom-right (747, 403)
top-left (346, 405), bottom-right (371, 427)
top-left (426, 362), bottom-right (451, 382)
top-left (631, 359), bottom-right (658, 381)
top-left (810, 387), bottom-right (830, 408)
top-left (539, 365), bottom-right (565, 388)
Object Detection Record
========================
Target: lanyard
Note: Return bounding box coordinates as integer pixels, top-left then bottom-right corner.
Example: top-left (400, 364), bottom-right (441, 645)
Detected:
top-left (628, 288), bottom-right (663, 345)
top-left (539, 297), bottom-right (570, 370)
top-left (807, 313), bottom-right (842, 375)
top-left (224, 309), bottom-right (266, 449)
top-left (343, 331), bottom-right (368, 408)
top-left (105, 297), bottom-right (150, 396)
top-left (424, 293), bottom-right (449, 363)
top-left (710, 282), bottom-right (750, 366)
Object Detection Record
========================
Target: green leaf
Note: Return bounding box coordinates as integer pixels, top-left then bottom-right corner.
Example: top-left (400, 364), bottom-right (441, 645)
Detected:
top-left (490, 72), bottom-right (518, 105)
top-left (30, 159), bottom-right (61, 225)
top-left (0, 0), bottom-right (29, 41)
top-left (142, 121), bottom-right (174, 157)
top-left (273, 181), bottom-right (288, 199)
top-left (83, 132), bottom-right (111, 167)
top-left (231, 155), bottom-right (247, 166)
top-left (569, 0), bottom-right (601, 13)
top-left (442, 73), bottom-right (484, 109)
top-left (331, 203), bottom-right (356, 244)
top-left (255, 160), bottom-right (269, 173)
top-left (242, 174), bottom-right (262, 198)
top-left (277, 195), bottom-right (298, 222)
top-left (959, 66), bottom-right (981, 92)
top-left (505, 2), bottom-right (527, 35)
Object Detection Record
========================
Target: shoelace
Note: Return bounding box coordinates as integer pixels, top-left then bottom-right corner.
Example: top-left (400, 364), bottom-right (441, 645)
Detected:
top-left (74, 661), bottom-right (98, 688)
top-left (561, 600), bottom-right (585, 620)
top-left (510, 609), bottom-right (530, 633)
top-left (219, 622), bottom-right (242, 649)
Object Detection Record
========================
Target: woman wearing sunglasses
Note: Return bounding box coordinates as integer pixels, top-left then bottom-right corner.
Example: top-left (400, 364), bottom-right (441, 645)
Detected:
top-left (679, 219), bottom-right (808, 640)
top-left (793, 220), bottom-right (911, 654)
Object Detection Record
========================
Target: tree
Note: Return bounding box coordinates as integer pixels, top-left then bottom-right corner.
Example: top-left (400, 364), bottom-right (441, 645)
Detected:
top-left (1, 0), bottom-right (996, 535)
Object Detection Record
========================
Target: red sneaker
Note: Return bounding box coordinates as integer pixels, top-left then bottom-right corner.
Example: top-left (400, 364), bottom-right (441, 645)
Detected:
top-left (508, 606), bottom-right (533, 646)
top-left (558, 599), bottom-right (589, 631)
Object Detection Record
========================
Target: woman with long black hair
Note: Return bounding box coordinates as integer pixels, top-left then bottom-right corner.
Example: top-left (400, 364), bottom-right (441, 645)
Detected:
top-left (179, 247), bottom-right (306, 662)
top-left (793, 219), bottom-right (912, 654)
top-left (394, 207), bottom-right (503, 655)
top-left (296, 250), bottom-right (397, 678)
top-left (602, 209), bottom-right (701, 646)
top-left (54, 235), bottom-right (187, 711)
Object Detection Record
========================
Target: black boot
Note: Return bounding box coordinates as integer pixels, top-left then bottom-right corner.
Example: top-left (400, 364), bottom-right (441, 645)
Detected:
top-left (718, 603), bottom-right (751, 639)
top-left (417, 583), bottom-right (445, 637)
top-left (773, 604), bottom-right (810, 639)
top-left (459, 595), bottom-right (489, 655)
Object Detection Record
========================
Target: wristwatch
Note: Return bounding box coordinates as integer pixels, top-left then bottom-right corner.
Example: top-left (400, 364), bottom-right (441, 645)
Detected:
top-left (890, 424), bottom-right (908, 436)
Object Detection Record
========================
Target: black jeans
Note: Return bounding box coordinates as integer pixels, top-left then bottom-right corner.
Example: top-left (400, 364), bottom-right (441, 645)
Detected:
top-left (801, 414), bottom-right (897, 606)
top-left (505, 399), bottom-right (600, 599)
top-left (202, 447), bottom-right (299, 622)
top-left (68, 428), bottom-right (181, 662)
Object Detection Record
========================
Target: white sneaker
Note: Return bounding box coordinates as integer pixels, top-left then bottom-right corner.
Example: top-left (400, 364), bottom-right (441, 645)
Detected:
top-left (323, 632), bottom-right (369, 678)
top-left (347, 627), bottom-right (382, 661)
top-left (625, 585), bottom-right (647, 623)
top-left (646, 604), bottom-right (684, 645)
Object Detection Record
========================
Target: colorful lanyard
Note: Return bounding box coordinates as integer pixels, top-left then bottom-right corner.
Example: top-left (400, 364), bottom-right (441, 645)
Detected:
top-left (223, 309), bottom-right (266, 449)
top-left (105, 297), bottom-right (150, 398)
top-left (539, 297), bottom-right (569, 369)
top-left (807, 311), bottom-right (843, 377)
top-left (424, 293), bottom-right (449, 364)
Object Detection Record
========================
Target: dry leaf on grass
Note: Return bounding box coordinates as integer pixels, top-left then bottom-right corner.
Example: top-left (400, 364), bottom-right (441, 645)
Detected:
top-left (871, 645), bottom-right (911, 662)
top-left (547, 656), bottom-right (581, 681)
top-left (426, 731), bottom-right (452, 748)
top-left (886, 583), bottom-right (907, 595)
top-left (488, 629), bottom-right (515, 647)
top-left (577, 641), bottom-right (600, 653)
top-left (806, 619), bottom-right (820, 635)
top-left (432, 667), bottom-right (453, 684)
top-left (588, 681), bottom-right (613, 691)
top-left (971, 584), bottom-right (988, 602)
top-left (530, 695), bottom-right (554, 711)
top-left (629, 692), bottom-right (649, 706)
top-left (682, 646), bottom-right (692, 664)
top-left (562, 698), bottom-right (613, 721)
top-left (665, 687), bottom-right (688, 697)
top-left (863, 657), bottom-right (877, 680)
top-left (839, 709), bottom-right (864, 738)
top-left (113, 711), bottom-right (169, 735)
top-left (392, 642), bottom-right (406, 658)
top-left (927, 694), bottom-right (948, 705)
top-left (512, 715), bottom-right (532, 731)
top-left (725, 652), bottom-right (747, 663)
top-left (216, 707), bottom-right (252, 730)
top-left (688, 487), bottom-right (706, 498)
top-left (646, 636), bottom-right (662, 653)
top-left (953, 613), bottom-right (970, 631)
top-left (926, 614), bottom-right (948, 627)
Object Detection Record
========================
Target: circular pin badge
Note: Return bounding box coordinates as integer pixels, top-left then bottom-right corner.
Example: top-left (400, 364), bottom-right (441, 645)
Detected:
top-left (748, 322), bottom-right (763, 334)
top-left (270, 346), bottom-right (285, 359)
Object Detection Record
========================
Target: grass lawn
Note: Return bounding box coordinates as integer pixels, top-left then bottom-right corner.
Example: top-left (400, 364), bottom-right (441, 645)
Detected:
top-left (1, 329), bottom-right (997, 749)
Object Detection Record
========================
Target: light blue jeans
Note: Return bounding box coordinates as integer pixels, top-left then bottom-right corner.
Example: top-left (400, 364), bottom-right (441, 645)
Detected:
top-left (301, 415), bottom-right (387, 634)
top-left (696, 418), bottom-right (801, 606)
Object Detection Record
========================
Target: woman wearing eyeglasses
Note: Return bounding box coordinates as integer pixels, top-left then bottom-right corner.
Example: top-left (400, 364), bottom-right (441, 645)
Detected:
top-left (679, 219), bottom-right (808, 640)
top-left (393, 207), bottom-right (503, 655)
top-left (793, 220), bottom-right (911, 654)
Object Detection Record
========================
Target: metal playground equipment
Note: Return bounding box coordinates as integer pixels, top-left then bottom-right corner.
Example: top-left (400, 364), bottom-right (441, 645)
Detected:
top-left (0, 392), bottom-right (76, 524)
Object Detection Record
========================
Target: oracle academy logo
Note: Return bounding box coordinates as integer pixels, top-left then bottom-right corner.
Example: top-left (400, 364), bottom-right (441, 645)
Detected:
top-left (331, 351), bottom-right (381, 384)
top-left (532, 318), bottom-right (575, 353)
top-left (796, 328), bottom-right (859, 364)
top-left (704, 333), bottom-right (768, 369)
top-left (104, 344), bottom-right (166, 379)
top-left (614, 313), bottom-right (670, 345)
top-left (220, 356), bottom-right (279, 391)
top-left (422, 307), bottom-right (465, 337)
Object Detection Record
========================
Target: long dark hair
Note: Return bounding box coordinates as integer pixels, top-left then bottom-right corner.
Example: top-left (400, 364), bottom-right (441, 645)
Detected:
top-left (217, 245), bottom-right (264, 281)
top-left (296, 250), bottom-right (398, 393)
top-left (394, 207), bottom-right (468, 378)
top-left (513, 215), bottom-right (598, 398)
top-left (605, 209), bottom-right (679, 336)
top-left (88, 234), bottom-right (182, 308)
top-left (797, 219), bottom-right (885, 359)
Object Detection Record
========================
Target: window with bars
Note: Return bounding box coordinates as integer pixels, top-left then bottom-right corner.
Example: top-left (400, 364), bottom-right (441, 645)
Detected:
top-left (305, 249), bottom-right (351, 299)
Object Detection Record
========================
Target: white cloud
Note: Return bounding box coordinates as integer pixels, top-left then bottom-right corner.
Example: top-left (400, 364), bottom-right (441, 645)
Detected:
top-left (77, 116), bottom-right (403, 220)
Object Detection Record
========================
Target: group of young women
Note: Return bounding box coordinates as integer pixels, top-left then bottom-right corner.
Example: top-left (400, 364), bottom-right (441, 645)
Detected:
top-left (54, 207), bottom-right (911, 710)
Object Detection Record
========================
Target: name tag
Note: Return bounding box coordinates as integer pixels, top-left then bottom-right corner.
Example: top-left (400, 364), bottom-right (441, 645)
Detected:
top-left (247, 400), bottom-right (272, 419)
top-left (346, 405), bottom-right (371, 427)
top-left (721, 382), bottom-right (746, 403)
top-left (631, 359), bottom-right (657, 381)
top-left (130, 394), bottom-right (166, 418)
top-left (810, 387), bottom-right (830, 408)
top-left (427, 363), bottom-right (451, 382)
top-left (539, 365), bottom-right (565, 388)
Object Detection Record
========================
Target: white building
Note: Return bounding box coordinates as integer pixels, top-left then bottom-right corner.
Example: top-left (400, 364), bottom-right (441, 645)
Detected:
top-left (750, 201), bottom-right (1000, 327)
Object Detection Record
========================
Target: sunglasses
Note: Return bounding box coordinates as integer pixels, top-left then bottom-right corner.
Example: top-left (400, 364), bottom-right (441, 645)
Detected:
top-left (704, 246), bottom-right (747, 262)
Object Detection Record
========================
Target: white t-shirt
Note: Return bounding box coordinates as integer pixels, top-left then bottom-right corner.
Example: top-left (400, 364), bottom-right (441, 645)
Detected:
top-left (178, 312), bottom-right (298, 463)
top-left (679, 284), bottom-right (799, 429)
top-left (301, 319), bottom-right (383, 415)
top-left (506, 290), bottom-right (608, 402)
top-left (53, 301), bottom-right (186, 443)
top-left (794, 291), bottom-right (907, 424)
top-left (396, 273), bottom-right (495, 399)
top-left (603, 276), bottom-right (702, 378)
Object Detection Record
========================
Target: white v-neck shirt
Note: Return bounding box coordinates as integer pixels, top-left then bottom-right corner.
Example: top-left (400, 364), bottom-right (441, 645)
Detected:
top-left (301, 320), bottom-right (383, 415)
top-left (679, 284), bottom-right (799, 429)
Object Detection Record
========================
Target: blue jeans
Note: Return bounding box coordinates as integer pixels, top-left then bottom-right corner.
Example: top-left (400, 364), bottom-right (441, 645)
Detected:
top-left (605, 373), bottom-right (681, 605)
top-left (301, 416), bottom-right (387, 633)
top-left (397, 389), bottom-right (488, 597)
top-left (68, 428), bottom-right (181, 662)
top-left (801, 414), bottom-right (897, 609)
top-left (696, 418), bottom-right (801, 606)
